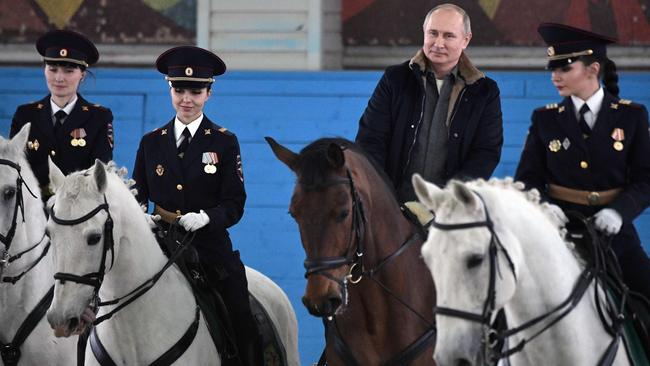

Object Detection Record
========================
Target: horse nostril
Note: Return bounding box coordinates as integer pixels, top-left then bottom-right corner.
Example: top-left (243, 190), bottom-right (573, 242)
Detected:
top-left (68, 317), bottom-right (79, 332)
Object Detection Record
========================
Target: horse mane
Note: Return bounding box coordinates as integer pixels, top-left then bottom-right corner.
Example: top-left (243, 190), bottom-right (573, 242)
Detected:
top-left (56, 162), bottom-right (137, 200)
top-left (465, 177), bottom-right (584, 266)
top-left (297, 137), bottom-right (397, 198)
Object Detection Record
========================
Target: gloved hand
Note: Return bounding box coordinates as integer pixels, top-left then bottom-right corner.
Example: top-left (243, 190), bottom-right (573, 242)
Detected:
top-left (145, 213), bottom-right (161, 229)
top-left (593, 208), bottom-right (623, 235)
top-left (179, 210), bottom-right (210, 232)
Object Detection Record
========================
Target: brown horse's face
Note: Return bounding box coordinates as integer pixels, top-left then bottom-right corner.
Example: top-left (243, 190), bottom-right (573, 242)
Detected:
top-left (290, 178), bottom-right (356, 317)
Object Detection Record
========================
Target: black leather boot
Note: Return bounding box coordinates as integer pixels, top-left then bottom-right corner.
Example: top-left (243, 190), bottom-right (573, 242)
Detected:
top-left (238, 333), bottom-right (263, 366)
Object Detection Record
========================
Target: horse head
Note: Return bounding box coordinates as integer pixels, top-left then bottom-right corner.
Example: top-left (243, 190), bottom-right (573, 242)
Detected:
top-left (45, 159), bottom-right (127, 337)
top-left (413, 174), bottom-right (521, 366)
top-left (267, 136), bottom-right (382, 318)
top-left (0, 124), bottom-right (43, 280)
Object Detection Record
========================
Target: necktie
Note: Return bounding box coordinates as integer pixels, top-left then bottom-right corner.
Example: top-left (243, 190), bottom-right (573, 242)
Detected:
top-left (177, 127), bottom-right (191, 158)
top-left (54, 110), bottom-right (67, 134)
top-left (578, 104), bottom-right (591, 139)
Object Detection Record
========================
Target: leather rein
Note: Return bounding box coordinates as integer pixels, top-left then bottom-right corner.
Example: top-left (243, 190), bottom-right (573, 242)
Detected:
top-left (305, 169), bottom-right (436, 366)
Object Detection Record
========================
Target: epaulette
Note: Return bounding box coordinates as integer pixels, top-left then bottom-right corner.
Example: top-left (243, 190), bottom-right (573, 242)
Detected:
top-left (612, 99), bottom-right (642, 109)
top-left (535, 103), bottom-right (558, 112)
top-left (618, 99), bottom-right (632, 105)
top-left (545, 103), bottom-right (558, 109)
top-left (217, 126), bottom-right (233, 136)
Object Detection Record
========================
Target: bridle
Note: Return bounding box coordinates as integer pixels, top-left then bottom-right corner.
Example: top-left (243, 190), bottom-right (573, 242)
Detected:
top-left (303, 167), bottom-right (436, 366)
top-left (431, 191), bottom-right (622, 365)
top-left (0, 158), bottom-right (48, 284)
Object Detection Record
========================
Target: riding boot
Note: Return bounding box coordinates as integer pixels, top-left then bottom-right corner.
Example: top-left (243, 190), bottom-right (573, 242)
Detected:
top-left (237, 332), bottom-right (264, 366)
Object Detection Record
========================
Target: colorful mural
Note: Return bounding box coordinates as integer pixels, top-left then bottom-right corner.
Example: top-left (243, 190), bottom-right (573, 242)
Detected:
top-left (0, 0), bottom-right (195, 44)
top-left (343, 0), bottom-right (650, 46)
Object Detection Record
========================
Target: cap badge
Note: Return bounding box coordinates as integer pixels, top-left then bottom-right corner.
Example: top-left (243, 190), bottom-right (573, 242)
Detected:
top-left (60, 48), bottom-right (68, 57)
top-left (185, 67), bottom-right (193, 76)
top-left (547, 46), bottom-right (555, 57)
top-left (548, 139), bottom-right (561, 152)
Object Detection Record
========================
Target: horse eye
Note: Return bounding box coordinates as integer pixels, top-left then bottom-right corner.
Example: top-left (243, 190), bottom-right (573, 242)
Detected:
top-left (3, 187), bottom-right (16, 201)
top-left (335, 209), bottom-right (349, 223)
top-left (87, 233), bottom-right (102, 246)
top-left (466, 254), bottom-right (484, 269)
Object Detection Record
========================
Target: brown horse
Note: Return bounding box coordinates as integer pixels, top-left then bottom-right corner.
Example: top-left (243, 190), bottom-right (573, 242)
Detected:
top-left (266, 137), bottom-right (436, 365)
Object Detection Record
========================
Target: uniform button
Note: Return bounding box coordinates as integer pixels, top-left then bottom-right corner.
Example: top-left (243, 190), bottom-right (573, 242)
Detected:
top-left (50, 150), bottom-right (56, 156)
top-left (176, 184), bottom-right (183, 191)
top-left (411, 124), bottom-right (415, 128)
top-left (580, 161), bottom-right (589, 169)
top-left (175, 210), bottom-right (181, 215)
top-left (452, 132), bottom-right (459, 138)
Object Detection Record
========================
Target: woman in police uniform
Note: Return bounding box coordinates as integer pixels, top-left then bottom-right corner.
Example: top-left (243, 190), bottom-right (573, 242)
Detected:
top-left (515, 23), bottom-right (650, 301)
top-left (132, 46), bottom-right (261, 366)
top-left (10, 30), bottom-right (114, 199)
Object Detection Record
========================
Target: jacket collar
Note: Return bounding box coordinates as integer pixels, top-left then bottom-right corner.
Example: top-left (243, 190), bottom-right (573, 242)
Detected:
top-left (409, 49), bottom-right (484, 85)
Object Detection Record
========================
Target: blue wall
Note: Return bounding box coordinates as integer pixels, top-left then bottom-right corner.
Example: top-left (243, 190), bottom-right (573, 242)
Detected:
top-left (1, 67), bottom-right (649, 365)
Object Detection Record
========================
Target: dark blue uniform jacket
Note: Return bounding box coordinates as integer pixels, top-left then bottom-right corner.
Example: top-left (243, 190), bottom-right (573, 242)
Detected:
top-left (10, 94), bottom-right (114, 188)
top-left (132, 116), bottom-right (246, 266)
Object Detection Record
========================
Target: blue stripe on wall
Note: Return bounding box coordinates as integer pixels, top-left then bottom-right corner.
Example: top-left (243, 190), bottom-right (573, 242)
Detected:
top-left (1, 67), bottom-right (649, 365)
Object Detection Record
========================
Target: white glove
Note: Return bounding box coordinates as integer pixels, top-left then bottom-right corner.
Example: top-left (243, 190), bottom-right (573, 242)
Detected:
top-left (593, 208), bottom-right (623, 235)
top-left (179, 210), bottom-right (210, 232)
top-left (144, 214), bottom-right (161, 229)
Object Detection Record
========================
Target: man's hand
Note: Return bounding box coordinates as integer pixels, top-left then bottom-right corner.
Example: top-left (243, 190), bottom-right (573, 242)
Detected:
top-left (593, 208), bottom-right (623, 235)
top-left (145, 213), bottom-right (161, 229)
top-left (179, 210), bottom-right (210, 232)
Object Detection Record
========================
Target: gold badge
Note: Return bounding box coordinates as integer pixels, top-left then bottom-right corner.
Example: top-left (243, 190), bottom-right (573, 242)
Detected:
top-left (161, 129), bottom-right (168, 135)
top-left (36, 103), bottom-right (44, 109)
top-left (547, 46), bottom-right (555, 57)
top-left (70, 128), bottom-right (87, 147)
top-left (185, 67), bottom-right (193, 76)
top-left (613, 141), bottom-right (624, 151)
top-left (548, 139), bottom-right (561, 152)
top-left (71, 139), bottom-right (79, 147)
top-left (204, 129), bottom-right (211, 135)
top-left (155, 164), bottom-right (165, 176)
top-left (82, 106), bottom-right (89, 112)
top-left (59, 48), bottom-right (68, 57)
top-left (610, 103), bottom-right (619, 110)
top-left (558, 106), bottom-right (565, 113)
top-left (78, 138), bottom-right (86, 147)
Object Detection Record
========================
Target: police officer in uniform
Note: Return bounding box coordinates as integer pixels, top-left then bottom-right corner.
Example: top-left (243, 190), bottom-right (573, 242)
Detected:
top-left (132, 46), bottom-right (262, 366)
top-left (10, 30), bottom-right (114, 200)
top-left (515, 23), bottom-right (650, 301)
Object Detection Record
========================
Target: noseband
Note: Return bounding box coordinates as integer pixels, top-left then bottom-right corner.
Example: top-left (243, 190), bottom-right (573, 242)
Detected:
top-left (0, 158), bottom-right (45, 283)
top-left (430, 191), bottom-right (609, 364)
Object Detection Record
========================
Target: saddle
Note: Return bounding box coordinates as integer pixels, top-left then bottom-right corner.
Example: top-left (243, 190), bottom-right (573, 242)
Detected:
top-left (156, 224), bottom-right (288, 366)
top-left (565, 212), bottom-right (650, 364)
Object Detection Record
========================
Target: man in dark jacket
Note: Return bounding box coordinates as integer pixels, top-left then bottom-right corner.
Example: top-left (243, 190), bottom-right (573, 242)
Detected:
top-left (356, 3), bottom-right (503, 202)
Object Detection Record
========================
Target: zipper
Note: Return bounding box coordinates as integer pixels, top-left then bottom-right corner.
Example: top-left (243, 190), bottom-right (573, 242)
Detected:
top-left (447, 86), bottom-right (467, 138)
top-left (403, 77), bottom-right (427, 176)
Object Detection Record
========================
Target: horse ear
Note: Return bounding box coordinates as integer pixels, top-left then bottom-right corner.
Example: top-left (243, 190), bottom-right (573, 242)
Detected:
top-left (48, 157), bottom-right (65, 193)
top-left (11, 123), bottom-right (31, 153)
top-left (326, 143), bottom-right (345, 168)
top-left (265, 136), bottom-right (298, 171)
top-left (412, 173), bottom-right (443, 209)
top-left (93, 159), bottom-right (107, 193)
top-left (449, 180), bottom-right (479, 210)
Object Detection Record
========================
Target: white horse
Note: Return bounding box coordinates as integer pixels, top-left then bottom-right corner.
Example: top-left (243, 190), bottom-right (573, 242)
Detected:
top-left (0, 124), bottom-right (77, 366)
top-left (45, 159), bottom-right (300, 365)
top-left (412, 174), bottom-right (631, 366)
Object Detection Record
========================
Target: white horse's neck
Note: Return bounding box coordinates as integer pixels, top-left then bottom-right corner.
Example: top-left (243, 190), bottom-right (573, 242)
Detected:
top-left (499, 194), bottom-right (627, 366)
top-left (94, 182), bottom-right (201, 362)
top-left (0, 159), bottom-right (52, 336)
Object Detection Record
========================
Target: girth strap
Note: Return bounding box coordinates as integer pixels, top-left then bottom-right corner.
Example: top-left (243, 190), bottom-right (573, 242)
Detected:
top-left (0, 285), bottom-right (54, 366)
top-left (88, 306), bottom-right (201, 366)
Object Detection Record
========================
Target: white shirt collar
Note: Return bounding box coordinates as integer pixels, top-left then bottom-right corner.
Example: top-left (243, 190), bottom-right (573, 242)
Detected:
top-left (174, 113), bottom-right (204, 141)
top-left (571, 87), bottom-right (604, 117)
top-left (50, 95), bottom-right (78, 116)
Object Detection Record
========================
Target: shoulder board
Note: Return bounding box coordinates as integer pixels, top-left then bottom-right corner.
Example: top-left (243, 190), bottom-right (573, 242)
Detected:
top-left (545, 103), bottom-right (558, 109)
top-left (535, 103), bottom-right (559, 112)
top-left (217, 126), bottom-right (233, 136)
top-left (618, 99), bottom-right (632, 105)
